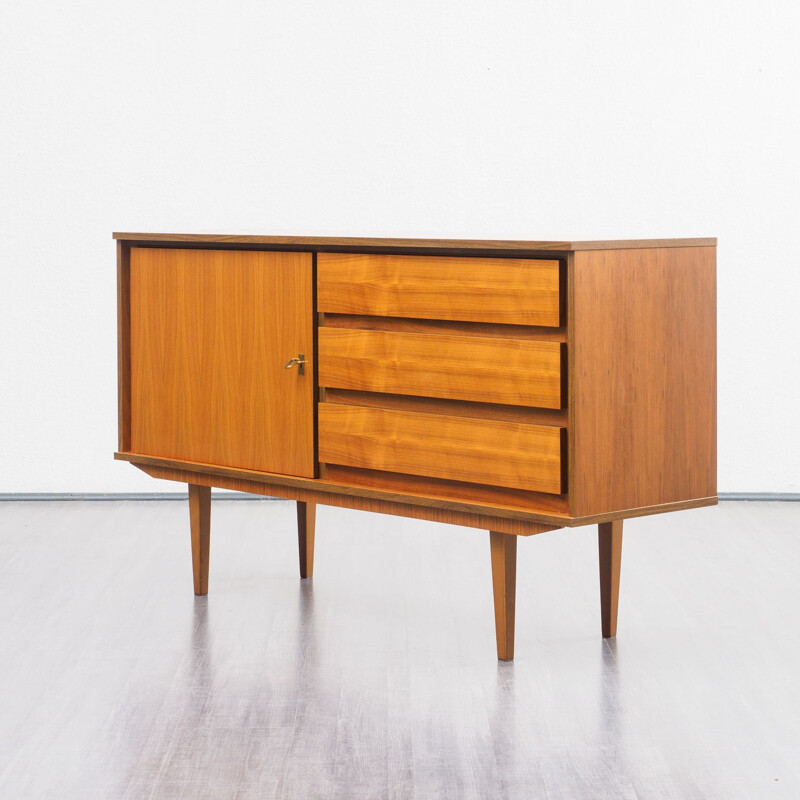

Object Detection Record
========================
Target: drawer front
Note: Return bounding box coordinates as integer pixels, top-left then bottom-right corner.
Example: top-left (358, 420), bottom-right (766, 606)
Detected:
top-left (319, 328), bottom-right (564, 409)
top-left (318, 404), bottom-right (564, 494)
top-left (317, 253), bottom-right (561, 326)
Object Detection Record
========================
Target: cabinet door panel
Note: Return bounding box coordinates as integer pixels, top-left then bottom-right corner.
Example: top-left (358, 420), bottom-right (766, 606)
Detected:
top-left (130, 248), bottom-right (314, 477)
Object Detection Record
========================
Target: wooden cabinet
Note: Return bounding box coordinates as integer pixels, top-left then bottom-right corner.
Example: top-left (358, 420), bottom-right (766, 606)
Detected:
top-left (115, 233), bottom-right (717, 660)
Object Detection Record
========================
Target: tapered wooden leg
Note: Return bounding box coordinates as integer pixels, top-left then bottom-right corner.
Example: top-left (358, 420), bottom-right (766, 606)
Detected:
top-left (598, 520), bottom-right (623, 637)
top-left (297, 501), bottom-right (316, 579)
top-left (188, 484), bottom-right (211, 596)
top-left (490, 530), bottom-right (517, 661)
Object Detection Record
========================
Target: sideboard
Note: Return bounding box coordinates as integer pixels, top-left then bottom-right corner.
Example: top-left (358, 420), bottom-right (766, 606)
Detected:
top-left (114, 232), bottom-right (717, 660)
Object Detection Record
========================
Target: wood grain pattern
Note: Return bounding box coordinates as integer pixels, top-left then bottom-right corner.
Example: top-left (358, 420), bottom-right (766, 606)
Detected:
top-left (136, 463), bottom-right (561, 537)
top-left (322, 314), bottom-right (567, 342)
top-left (317, 253), bottom-right (561, 326)
top-left (188, 483), bottom-right (211, 595)
top-left (318, 404), bottom-right (564, 494)
top-left (117, 242), bottom-right (131, 451)
top-left (570, 246), bottom-right (717, 516)
top-left (598, 520), bottom-right (622, 637)
top-left (323, 465), bottom-right (569, 515)
top-left (324, 389), bottom-right (567, 427)
top-left (297, 501), bottom-right (316, 579)
top-left (319, 328), bottom-right (564, 409)
top-left (490, 531), bottom-right (517, 661)
top-left (114, 231), bottom-right (717, 252)
top-left (129, 247), bottom-right (315, 477)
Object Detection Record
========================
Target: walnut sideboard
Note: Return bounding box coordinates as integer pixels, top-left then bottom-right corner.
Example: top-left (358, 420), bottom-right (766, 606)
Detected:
top-left (114, 232), bottom-right (717, 660)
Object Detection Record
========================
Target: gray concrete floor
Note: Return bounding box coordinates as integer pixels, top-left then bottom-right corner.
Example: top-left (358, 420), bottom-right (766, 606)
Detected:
top-left (0, 499), bottom-right (798, 799)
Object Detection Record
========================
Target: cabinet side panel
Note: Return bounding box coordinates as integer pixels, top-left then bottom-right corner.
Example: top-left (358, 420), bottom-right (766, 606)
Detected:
top-left (570, 246), bottom-right (716, 517)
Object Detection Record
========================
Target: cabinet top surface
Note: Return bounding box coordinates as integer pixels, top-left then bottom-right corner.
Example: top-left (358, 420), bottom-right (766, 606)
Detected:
top-left (114, 232), bottom-right (716, 253)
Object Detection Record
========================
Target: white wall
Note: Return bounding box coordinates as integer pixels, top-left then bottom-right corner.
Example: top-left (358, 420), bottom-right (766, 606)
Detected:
top-left (1, 0), bottom-right (798, 493)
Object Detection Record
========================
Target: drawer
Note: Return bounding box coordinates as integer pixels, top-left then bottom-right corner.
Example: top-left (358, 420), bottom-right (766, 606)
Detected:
top-left (319, 328), bottom-right (564, 409)
top-left (317, 253), bottom-right (561, 326)
top-left (318, 404), bottom-right (564, 494)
